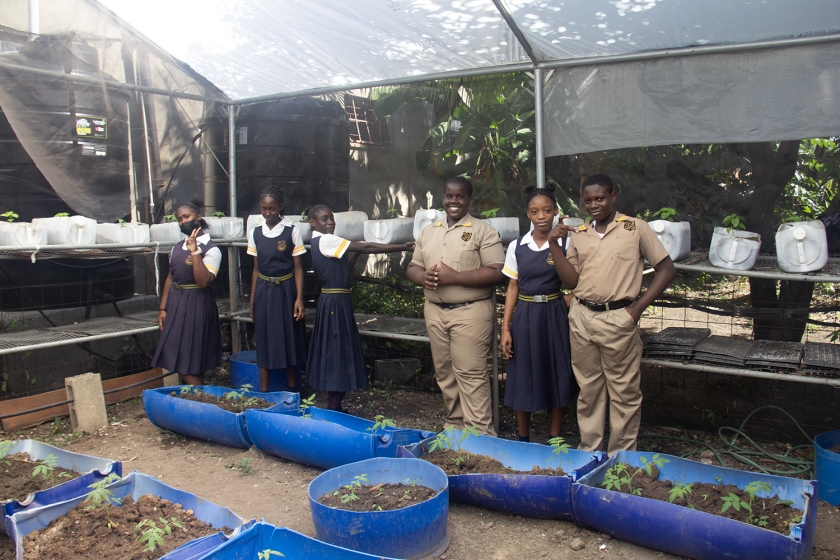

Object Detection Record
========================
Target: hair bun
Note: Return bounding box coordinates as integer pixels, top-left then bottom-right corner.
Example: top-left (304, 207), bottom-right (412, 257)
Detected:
top-left (524, 184), bottom-right (556, 195)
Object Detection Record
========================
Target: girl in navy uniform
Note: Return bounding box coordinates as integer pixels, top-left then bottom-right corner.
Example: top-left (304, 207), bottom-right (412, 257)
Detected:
top-left (307, 205), bottom-right (414, 412)
top-left (248, 185), bottom-right (307, 392)
top-left (153, 200), bottom-right (223, 386)
top-left (500, 185), bottom-right (575, 442)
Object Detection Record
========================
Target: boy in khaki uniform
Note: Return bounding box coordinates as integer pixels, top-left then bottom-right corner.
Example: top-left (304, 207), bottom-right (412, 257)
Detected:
top-left (548, 174), bottom-right (675, 455)
top-left (408, 177), bottom-right (505, 436)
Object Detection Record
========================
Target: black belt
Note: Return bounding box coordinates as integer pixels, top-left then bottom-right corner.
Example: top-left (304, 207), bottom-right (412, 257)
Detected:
top-left (576, 297), bottom-right (634, 312)
top-left (432, 298), bottom-right (489, 310)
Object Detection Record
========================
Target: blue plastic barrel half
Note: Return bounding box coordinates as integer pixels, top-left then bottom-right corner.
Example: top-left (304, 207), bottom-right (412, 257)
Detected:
top-left (143, 385), bottom-right (299, 449)
top-left (190, 520), bottom-right (398, 559)
top-left (572, 451), bottom-right (818, 560)
top-left (309, 457), bottom-right (449, 559)
top-left (1, 440), bottom-right (121, 535)
top-left (230, 350), bottom-right (299, 392)
top-left (246, 407), bottom-right (434, 470)
top-left (815, 430), bottom-right (840, 506)
top-left (160, 520), bottom-right (256, 560)
top-left (7, 471), bottom-right (247, 558)
top-left (399, 430), bottom-right (603, 520)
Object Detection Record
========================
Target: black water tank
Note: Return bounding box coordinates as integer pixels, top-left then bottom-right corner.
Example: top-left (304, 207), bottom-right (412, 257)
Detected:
top-left (201, 97), bottom-right (350, 218)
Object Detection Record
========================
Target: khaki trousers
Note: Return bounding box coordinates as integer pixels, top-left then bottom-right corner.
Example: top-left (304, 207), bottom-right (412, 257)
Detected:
top-left (424, 298), bottom-right (496, 436)
top-left (568, 299), bottom-right (643, 456)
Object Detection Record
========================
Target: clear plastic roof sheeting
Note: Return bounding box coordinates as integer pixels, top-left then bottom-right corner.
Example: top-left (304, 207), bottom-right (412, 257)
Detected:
top-left (95, 0), bottom-right (840, 100)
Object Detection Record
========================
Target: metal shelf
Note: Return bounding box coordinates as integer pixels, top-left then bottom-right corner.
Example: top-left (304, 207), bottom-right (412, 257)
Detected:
top-left (0, 238), bottom-right (247, 261)
top-left (673, 252), bottom-right (840, 283)
top-left (642, 358), bottom-right (840, 387)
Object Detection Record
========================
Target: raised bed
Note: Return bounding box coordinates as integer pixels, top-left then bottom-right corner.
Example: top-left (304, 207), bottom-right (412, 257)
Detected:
top-left (572, 451), bottom-right (817, 560)
top-left (398, 430), bottom-right (603, 520)
top-left (188, 520), bottom-right (397, 559)
top-left (7, 471), bottom-right (247, 559)
top-left (245, 407), bottom-right (434, 470)
top-left (308, 457), bottom-right (449, 559)
top-left (1, 439), bottom-right (121, 535)
top-left (143, 386), bottom-right (299, 449)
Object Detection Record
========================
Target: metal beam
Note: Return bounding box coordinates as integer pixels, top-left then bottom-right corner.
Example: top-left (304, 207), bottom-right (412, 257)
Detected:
top-left (227, 106), bottom-right (241, 354)
top-left (490, 0), bottom-right (539, 65)
top-left (534, 68), bottom-right (545, 188)
top-left (642, 359), bottom-right (840, 388)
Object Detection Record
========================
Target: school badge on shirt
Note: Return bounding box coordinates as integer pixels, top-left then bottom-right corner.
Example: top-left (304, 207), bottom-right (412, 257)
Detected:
top-left (277, 240), bottom-right (287, 251)
top-left (623, 220), bottom-right (636, 231)
top-left (461, 231), bottom-right (472, 242)
top-left (185, 256), bottom-right (193, 265)
top-left (546, 252), bottom-right (555, 265)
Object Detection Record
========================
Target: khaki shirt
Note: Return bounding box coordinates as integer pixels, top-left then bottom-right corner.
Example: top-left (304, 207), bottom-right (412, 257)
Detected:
top-left (412, 213), bottom-right (505, 304)
top-left (566, 212), bottom-right (669, 302)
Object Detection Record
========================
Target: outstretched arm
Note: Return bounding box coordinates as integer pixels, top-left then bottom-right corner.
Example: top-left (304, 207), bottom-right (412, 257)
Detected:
top-left (347, 241), bottom-right (415, 254)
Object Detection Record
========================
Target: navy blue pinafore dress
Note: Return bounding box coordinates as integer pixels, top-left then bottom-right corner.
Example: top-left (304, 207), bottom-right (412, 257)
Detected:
top-left (152, 240), bottom-right (222, 376)
top-left (252, 226), bottom-right (307, 370)
top-left (505, 237), bottom-right (575, 412)
top-left (306, 236), bottom-right (368, 392)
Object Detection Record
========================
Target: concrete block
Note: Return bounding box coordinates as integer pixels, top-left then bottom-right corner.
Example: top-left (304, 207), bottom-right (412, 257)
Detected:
top-left (65, 373), bottom-right (108, 433)
top-left (374, 358), bottom-right (421, 384)
top-left (162, 370), bottom-right (180, 387)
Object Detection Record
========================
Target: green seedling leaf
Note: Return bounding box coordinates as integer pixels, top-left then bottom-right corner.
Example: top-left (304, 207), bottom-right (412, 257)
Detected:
top-left (54, 212), bottom-right (70, 218)
top-left (548, 436), bottom-right (570, 456)
top-left (1, 211), bottom-right (18, 223)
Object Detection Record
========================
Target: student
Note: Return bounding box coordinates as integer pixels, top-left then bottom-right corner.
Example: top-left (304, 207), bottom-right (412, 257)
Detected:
top-left (153, 200), bottom-right (223, 386)
top-left (407, 177), bottom-right (505, 436)
top-left (548, 174), bottom-right (675, 455)
top-left (500, 185), bottom-right (575, 442)
top-left (247, 185), bottom-right (306, 392)
top-left (306, 205), bottom-right (414, 412)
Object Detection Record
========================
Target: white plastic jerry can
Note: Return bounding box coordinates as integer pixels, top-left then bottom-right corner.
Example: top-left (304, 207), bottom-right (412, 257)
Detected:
top-left (648, 220), bottom-right (691, 262)
top-left (364, 217), bottom-right (414, 244)
top-left (294, 221), bottom-right (312, 244)
top-left (32, 216), bottom-right (97, 245)
top-left (203, 216), bottom-right (225, 238)
top-left (775, 220), bottom-right (828, 273)
top-left (96, 223), bottom-right (150, 244)
top-left (221, 217), bottom-right (244, 238)
top-left (2, 223), bottom-right (47, 246)
top-left (413, 209), bottom-right (445, 240)
top-left (708, 227), bottom-right (761, 270)
top-left (150, 222), bottom-right (186, 243)
top-left (334, 211), bottom-right (368, 241)
top-left (482, 217), bottom-right (520, 245)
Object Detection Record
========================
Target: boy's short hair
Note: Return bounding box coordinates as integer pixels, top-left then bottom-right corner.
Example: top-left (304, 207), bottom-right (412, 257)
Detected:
top-left (581, 173), bottom-right (614, 194)
top-left (444, 176), bottom-right (474, 197)
top-left (307, 204), bottom-right (331, 220)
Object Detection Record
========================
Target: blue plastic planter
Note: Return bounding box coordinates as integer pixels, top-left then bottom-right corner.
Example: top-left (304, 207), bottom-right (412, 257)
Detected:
top-left (399, 430), bottom-right (603, 520)
top-left (1, 439), bottom-right (121, 536)
top-left (309, 457), bottom-right (449, 559)
top-left (246, 407), bottom-right (435, 470)
top-left (815, 430), bottom-right (840, 506)
top-left (159, 520), bottom-right (256, 560)
top-left (572, 451), bottom-right (817, 560)
top-left (7, 471), bottom-right (248, 559)
top-left (188, 520), bottom-right (398, 559)
top-left (230, 350), bottom-right (299, 392)
top-left (143, 386), bottom-right (299, 449)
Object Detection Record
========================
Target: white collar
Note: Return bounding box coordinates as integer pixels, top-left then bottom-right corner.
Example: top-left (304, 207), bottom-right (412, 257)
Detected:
top-left (311, 231), bottom-right (324, 238)
top-left (520, 230), bottom-right (556, 250)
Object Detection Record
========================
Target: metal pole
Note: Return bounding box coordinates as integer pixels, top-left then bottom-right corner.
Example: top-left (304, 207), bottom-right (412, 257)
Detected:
top-left (534, 68), bottom-right (545, 189)
top-left (492, 290), bottom-right (500, 435)
top-left (641, 359), bottom-right (840, 388)
top-left (27, 0), bottom-right (39, 39)
top-left (227, 105), bottom-right (241, 354)
top-left (135, 51), bottom-right (155, 222)
top-left (126, 101), bottom-right (138, 223)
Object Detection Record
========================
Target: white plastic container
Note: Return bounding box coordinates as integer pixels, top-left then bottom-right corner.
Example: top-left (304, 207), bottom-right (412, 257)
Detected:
top-left (0, 223), bottom-right (47, 246)
top-left (0, 222), bottom-right (14, 245)
top-left (203, 216), bottom-right (225, 238)
top-left (413, 209), bottom-right (445, 240)
top-left (364, 217), bottom-right (414, 244)
top-left (775, 220), bottom-right (828, 273)
top-left (293, 221), bottom-right (312, 244)
top-left (334, 211), bottom-right (368, 241)
top-left (648, 220), bottom-right (691, 262)
top-left (205, 217), bottom-right (244, 239)
top-left (150, 223), bottom-right (185, 243)
top-left (32, 216), bottom-right (97, 246)
top-left (482, 217), bottom-right (519, 245)
top-left (247, 214), bottom-right (265, 237)
top-left (708, 227), bottom-right (761, 271)
top-left (96, 223), bottom-right (150, 244)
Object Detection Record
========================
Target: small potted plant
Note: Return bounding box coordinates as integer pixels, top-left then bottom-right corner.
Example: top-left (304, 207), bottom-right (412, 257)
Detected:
top-left (775, 219), bottom-right (828, 273)
top-left (363, 206), bottom-right (414, 244)
top-left (708, 214), bottom-right (761, 270)
top-left (308, 457), bottom-right (450, 559)
top-left (647, 207), bottom-right (691, 262)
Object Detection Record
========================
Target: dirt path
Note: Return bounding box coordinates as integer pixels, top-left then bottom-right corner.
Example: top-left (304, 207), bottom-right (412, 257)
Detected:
top-left (2, 389), bottom-right (839, 560)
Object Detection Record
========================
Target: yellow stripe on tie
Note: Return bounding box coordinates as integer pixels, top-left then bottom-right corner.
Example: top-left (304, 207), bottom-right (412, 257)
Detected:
top-left (173, 283), bottom-right (200, 290)
top-left (259, 272), bottom-right (293, 284)
top-left (333, 238), bottom-right (349, 258)
top-left (518, 292), bottom-right (561, 303)
top-left (502, 266), bottom-right (518, 279)
top-left (322, 288), bottom-right (351, 294)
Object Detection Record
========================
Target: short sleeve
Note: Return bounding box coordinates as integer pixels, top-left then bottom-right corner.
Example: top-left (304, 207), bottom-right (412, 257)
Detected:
top-left (202, 246), bottom-right (222, 276)
top-left (317, 233), bottom-right (350, 259)
top-left (291, 226), bottom-right (306, 256)
top-left (638, 221), bottom-right (670, 266)
top-left (410, 229), bottom-right (427, 269)
top-left (478, 225), bottom-right (505, 266)
top-left (246, 227), bottom-right (257, 256)
top-left (502, 241), bottom-right (518, 279)
top-left (565, 235), bottom-right (580, 273)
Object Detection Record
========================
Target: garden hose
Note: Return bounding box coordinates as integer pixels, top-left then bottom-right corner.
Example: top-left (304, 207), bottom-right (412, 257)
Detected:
top-left (639, 405), bottom-right (815, 477)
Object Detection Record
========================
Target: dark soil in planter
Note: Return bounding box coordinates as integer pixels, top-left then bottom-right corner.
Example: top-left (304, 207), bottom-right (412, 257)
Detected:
top-left (422, 449), bottom-right (565, 476)
top-left (603, 462), bottom-right (802, 536)
top-left (1, 453), bottom-right (81, 503)
top-left (171, 391), bottom-right (273, 413)
top-left (318, 482), bottom-right (439, 512)
top-left (21, 494), bottom-right (228, 560)
top-left (830, 443), bottom-right (840, 453)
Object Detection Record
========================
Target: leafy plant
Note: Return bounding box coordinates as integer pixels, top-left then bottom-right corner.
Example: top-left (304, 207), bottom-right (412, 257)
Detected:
top-left (371, 504), bottom-right (383, 511)
top-left (258, 550), bottom-right (286, 559)
top-left (31, 453), bottom-right (71, 487)
top-left (743, 481), bottom-right (772, 527)
top-left (428, 427), bottom-right (480, 467)
top-left (367, 415), bottom-right (396, 435)
top-left (117, 218), bottom-right (126, 227)
top-left (212, 211), bottom-right (226, 218)
top-left (386, 208), bottom-right (400, 218)
top-left (668, 483), bottom-right (695, 509)
top-left (54, 212), bottom-right (70, 218)
top-left (300, 394), bottom-right (316, 419)
top-left (179, 385), bottom-right (202, 396)
top-left (600, 455), bottom-right (669, 496)
top-left (652, 207), bottom-right (677, 221)
top-left (235, 457), bottom-right (252, 475)
top-left (223, 384), bottom-right (258, 410)
top-left (1, 211), bottom-right (18, 222)
top-left (0, 440), bottom-right (13, 465)
top-left (639, 454), bottom-right (669, 476)
top-left (83, 473), bottom-right (123, 528)
top-left (334, 473), bottom-right (369, 504)
top-left (480, 208), bottom-right (500, 219)
top-left (722, 213), bottom-right (746, 233)
top-left (300, 211), bottom-right (308, 222)
top-left (547, 436), bottom-right (570, 457)
top-left (134, 517), bottom-right (184, 552)
top-left (165, 214), bottom-right (177, 223)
